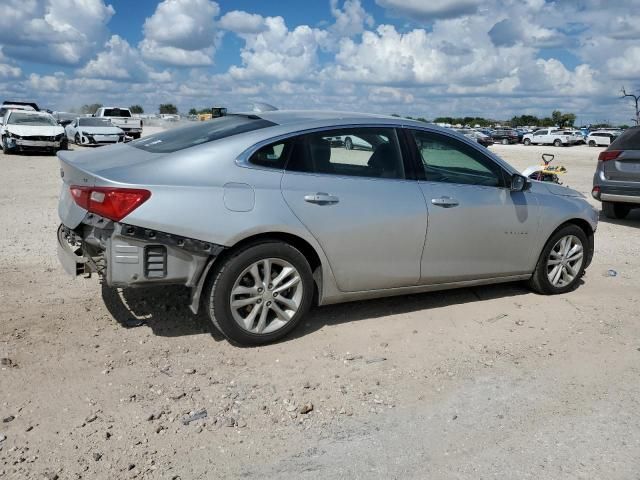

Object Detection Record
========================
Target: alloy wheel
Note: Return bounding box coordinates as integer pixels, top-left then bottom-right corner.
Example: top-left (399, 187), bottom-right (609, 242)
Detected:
top-left (546, 235), bottom-right (584, 287)
top-left (229, 258), bottom-right (303, 334)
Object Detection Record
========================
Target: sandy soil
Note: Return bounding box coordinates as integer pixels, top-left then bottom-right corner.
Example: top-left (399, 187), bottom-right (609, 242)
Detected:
top-left (1, 137), bottom-right (640, 479)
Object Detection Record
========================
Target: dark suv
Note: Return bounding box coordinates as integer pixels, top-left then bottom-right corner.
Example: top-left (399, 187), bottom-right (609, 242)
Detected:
top-left (491, 129), bottom-right (519, 145)
top-left (592, 126), bottom-right (640, 219)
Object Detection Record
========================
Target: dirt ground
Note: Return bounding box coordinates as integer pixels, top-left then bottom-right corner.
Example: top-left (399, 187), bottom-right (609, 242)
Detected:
top-left (1, 136), bottom-right (639, 479)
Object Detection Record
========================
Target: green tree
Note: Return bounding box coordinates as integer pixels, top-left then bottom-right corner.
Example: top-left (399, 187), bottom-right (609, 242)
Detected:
top-left (188, 108), bottom-right (198, 115)
top-left (159, 103), bottom-right (178, 114)
top-left (129, 105), bottom-right (144, 114)
top-left (80, 103), bottom-right (102, 115)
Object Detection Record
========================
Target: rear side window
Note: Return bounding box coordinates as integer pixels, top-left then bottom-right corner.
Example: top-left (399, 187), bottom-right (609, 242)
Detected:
top-left (249, 141), bottom-right (289, 169)
top-left (285, 127), bottom-right (405, 179)
top-left (609, 128), bottom-right (640, 150)
top-left (131, 115), bottom-right (276, 153)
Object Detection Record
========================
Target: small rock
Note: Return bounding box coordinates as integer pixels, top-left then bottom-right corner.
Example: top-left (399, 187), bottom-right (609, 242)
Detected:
top-left (169, 392), bottom-right (186, 401)
top-left (43, 473), bottom-right (59, 480)
top-left (0, 434), bottom-right (6, 443)
top-left (452, 415), bottom-right (458, 420)
top-left (302, 381), bottom-right (311, 389)
top-left (379, 342), bottom-right (389, 348)
top-left (299, 403), bottom-right (314, 414)
top-left (220, 416), bottom-right (235, 427)
top-left (237, 419), bottom-right (247, 428)
top-left (184, 368), bottom-right (196, 375)
top-left (2, 415), bottom-right (15, 423)
top-left (92, 452), bottom-right (102, 461)
top-left (0, 358), bottom-right (14, 367)
top-left (365, 357), bottom-right (387, 364)
top-left (85, 413), bottom-right (98, 423)
top-left (412, 330), bottom-right (418, 334)
top-left (515, 320), bottom-right (525, 326)
top-left (105, 431), bottom-right (111, 439)
top-left (25, 426), bottom-right (33, 432)
top-left (128, 463), bottom-right (135, 471)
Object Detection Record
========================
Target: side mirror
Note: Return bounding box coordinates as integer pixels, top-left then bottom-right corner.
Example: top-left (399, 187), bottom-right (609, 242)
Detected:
top-left (510, 173), bottom-right (529, 192)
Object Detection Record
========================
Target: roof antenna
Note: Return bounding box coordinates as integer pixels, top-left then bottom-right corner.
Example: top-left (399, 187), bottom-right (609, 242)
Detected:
top-left (252, 102), bottom-right (278, 113)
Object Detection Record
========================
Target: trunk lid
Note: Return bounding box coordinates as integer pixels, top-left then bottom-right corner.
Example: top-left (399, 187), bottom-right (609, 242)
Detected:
top-left (603, 127), bottom-right (640, 183)
top-left (57, 145), bottom-right (161, 228)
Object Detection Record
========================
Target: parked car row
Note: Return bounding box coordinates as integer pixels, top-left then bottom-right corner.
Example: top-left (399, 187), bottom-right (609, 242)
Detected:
top-left (0, 101), bottom-right (139, 154)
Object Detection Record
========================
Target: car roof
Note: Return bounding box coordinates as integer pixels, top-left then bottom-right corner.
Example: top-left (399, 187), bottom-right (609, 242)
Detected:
top-left (255, 110), bottom-right (415, 127)
top-left (7, 109), bottom-right (52, 116)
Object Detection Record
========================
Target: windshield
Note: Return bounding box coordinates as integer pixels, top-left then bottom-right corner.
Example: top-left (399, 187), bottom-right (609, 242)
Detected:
top-left (131, 115), bottom-right (276, 153)
top-left (103, 108), bottom-right (131, 117)
top-left (7, 112), bottom-right (57, 126)
top-left (79, 118), bottom-right (113, 127)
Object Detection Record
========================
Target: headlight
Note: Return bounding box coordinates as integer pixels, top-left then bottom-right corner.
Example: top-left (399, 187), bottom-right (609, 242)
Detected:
top-left (7, 132), bottom-right (21, 139)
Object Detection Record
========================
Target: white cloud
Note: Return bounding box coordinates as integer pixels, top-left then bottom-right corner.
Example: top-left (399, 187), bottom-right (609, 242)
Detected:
top-left (77, 35), bottom-right (171, 83)
top-left (606, 46), bottom-right (640, 80)
top-left (375, 0), bottom-right (482, 21)
top-left (0, 0), bottom-right (114, 65)
top-left (229, 17), bottom-right (328, 81)
top-left (140, 0), bottom-right (220, 66)
top-left (218, 10), bottom-right (266, 34)
top-left (330, 0), bottom-right (374, 37)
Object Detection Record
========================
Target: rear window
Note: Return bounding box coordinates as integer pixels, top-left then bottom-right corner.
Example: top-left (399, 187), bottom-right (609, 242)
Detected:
top-left (131, 115), bottom-right (276, 153)
top-left (103, 108), bottom-right (131, 117)
top-left (609, 127), bottom-right (640, 150)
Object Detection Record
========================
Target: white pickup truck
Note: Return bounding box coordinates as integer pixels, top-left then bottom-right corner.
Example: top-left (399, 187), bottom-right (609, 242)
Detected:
top-left (93, 107), bottom-right (143, 139)
top-left (522, 128), bottom-right (575, 147)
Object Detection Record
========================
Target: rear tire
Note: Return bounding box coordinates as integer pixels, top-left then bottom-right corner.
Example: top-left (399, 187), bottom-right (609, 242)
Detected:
top-left (523, 138), bottom-right (531, 146)
top-left (204, 242), bottom-right (314, 346)
top-left (588, 140), bottom-right (596, 147)
top-left (602, 201), bottom-right (630, 219)
top-left (553, 139), bottom-right (562, 147)
top-left (528, 224), bottom-right (588, 295)
top-left (501, 138), bottom-right (509, 145)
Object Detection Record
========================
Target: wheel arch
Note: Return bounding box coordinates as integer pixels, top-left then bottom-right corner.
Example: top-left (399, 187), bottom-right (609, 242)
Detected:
top-left (548, 218), bottom-right (595, 269)
top-left (190, 231), bottom-right (326, 315)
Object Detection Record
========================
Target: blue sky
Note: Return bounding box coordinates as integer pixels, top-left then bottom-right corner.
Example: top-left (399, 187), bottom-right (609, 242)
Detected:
top-left (1, 0), bottom-right (639, 124)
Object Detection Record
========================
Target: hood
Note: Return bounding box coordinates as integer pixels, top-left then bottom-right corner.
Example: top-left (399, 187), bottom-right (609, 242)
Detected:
top-left (6, 124), bottom-right (64, 136)
top-left (542, 182), bottom-right (584, 198)
top-left (77, 126), bottom-right (123, 135)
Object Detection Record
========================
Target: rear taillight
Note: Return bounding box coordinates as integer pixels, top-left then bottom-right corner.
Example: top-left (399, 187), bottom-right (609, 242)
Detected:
top-left (591, 186), bottom-right (601, 200)
top-left (598, 150), bottom-right (622, 161)
top-left (70, 186), bottom-right (151, 221)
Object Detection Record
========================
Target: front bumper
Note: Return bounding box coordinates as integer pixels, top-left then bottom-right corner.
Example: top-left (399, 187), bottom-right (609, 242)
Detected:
top-left (7, 137), bottom-right (62, 150)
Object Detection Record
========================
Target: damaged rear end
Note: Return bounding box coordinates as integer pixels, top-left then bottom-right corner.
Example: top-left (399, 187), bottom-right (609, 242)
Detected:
top-left (56, 147), bottom-right (222, 313)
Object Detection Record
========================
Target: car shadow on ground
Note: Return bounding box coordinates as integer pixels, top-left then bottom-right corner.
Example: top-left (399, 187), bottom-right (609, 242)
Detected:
top-left (598, 209), bottom-right (640, 228)
top-left (287, 282), bottom-right (532, 342)
top-left (101, 283), bottom-right (225, 340)
top-left (101, 281), bottom-right (534, 344)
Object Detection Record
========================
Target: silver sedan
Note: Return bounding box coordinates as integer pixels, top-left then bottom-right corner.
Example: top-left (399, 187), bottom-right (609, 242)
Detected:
top-left (57, 111), bottom-right (598, 345)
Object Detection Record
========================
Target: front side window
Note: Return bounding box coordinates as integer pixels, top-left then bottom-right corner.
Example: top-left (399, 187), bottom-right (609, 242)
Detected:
top-left (410, 130), bottom-right (505, 187)
top-left (285, 127), bottom-right (405, 179)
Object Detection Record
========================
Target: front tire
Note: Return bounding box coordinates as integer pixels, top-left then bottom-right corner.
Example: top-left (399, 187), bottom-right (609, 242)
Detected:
top-left (204, 242), bottom-right (314, 346)
top-left (553, 139), bottom-right (562, 147)
top-left (2, 136), bottom-right (12, 155)
top-left (602, 201), bottom-right (630, 219)
top-left (501, 138), bottom-right (509, 145)
top-left (74, 133), bottom-right (81, 145)
top-left (529, 224), bottom-right (588, 295)
top-left (344, 137), bottom-right (353, 150)
top-left (523, 138), bottom-right (531, 146)
top-left (588, 140), bottom-right (596, 147)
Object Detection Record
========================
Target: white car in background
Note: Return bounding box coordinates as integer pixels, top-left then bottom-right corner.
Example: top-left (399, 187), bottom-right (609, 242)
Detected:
top-left (587, 130), bottom-right (619, 147)
top-left (65, 117), bottom-right (126, 146)
top-left (1, 110), bottom-right (66, 154)
top-left (522, 128), bottom-right (574, 147)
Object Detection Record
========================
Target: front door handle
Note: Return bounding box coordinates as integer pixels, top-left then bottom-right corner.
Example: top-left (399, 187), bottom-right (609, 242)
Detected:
top-left (304, 192), bottom-right (340, 205)
top-left (431, 196), bottom-right (459, 208)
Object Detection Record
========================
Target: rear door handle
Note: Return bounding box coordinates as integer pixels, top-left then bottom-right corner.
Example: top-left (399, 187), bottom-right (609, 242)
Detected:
top-left (431, 196), bottom-right (459, 208)
top-left (304, 192), bottom-right (340, 205)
